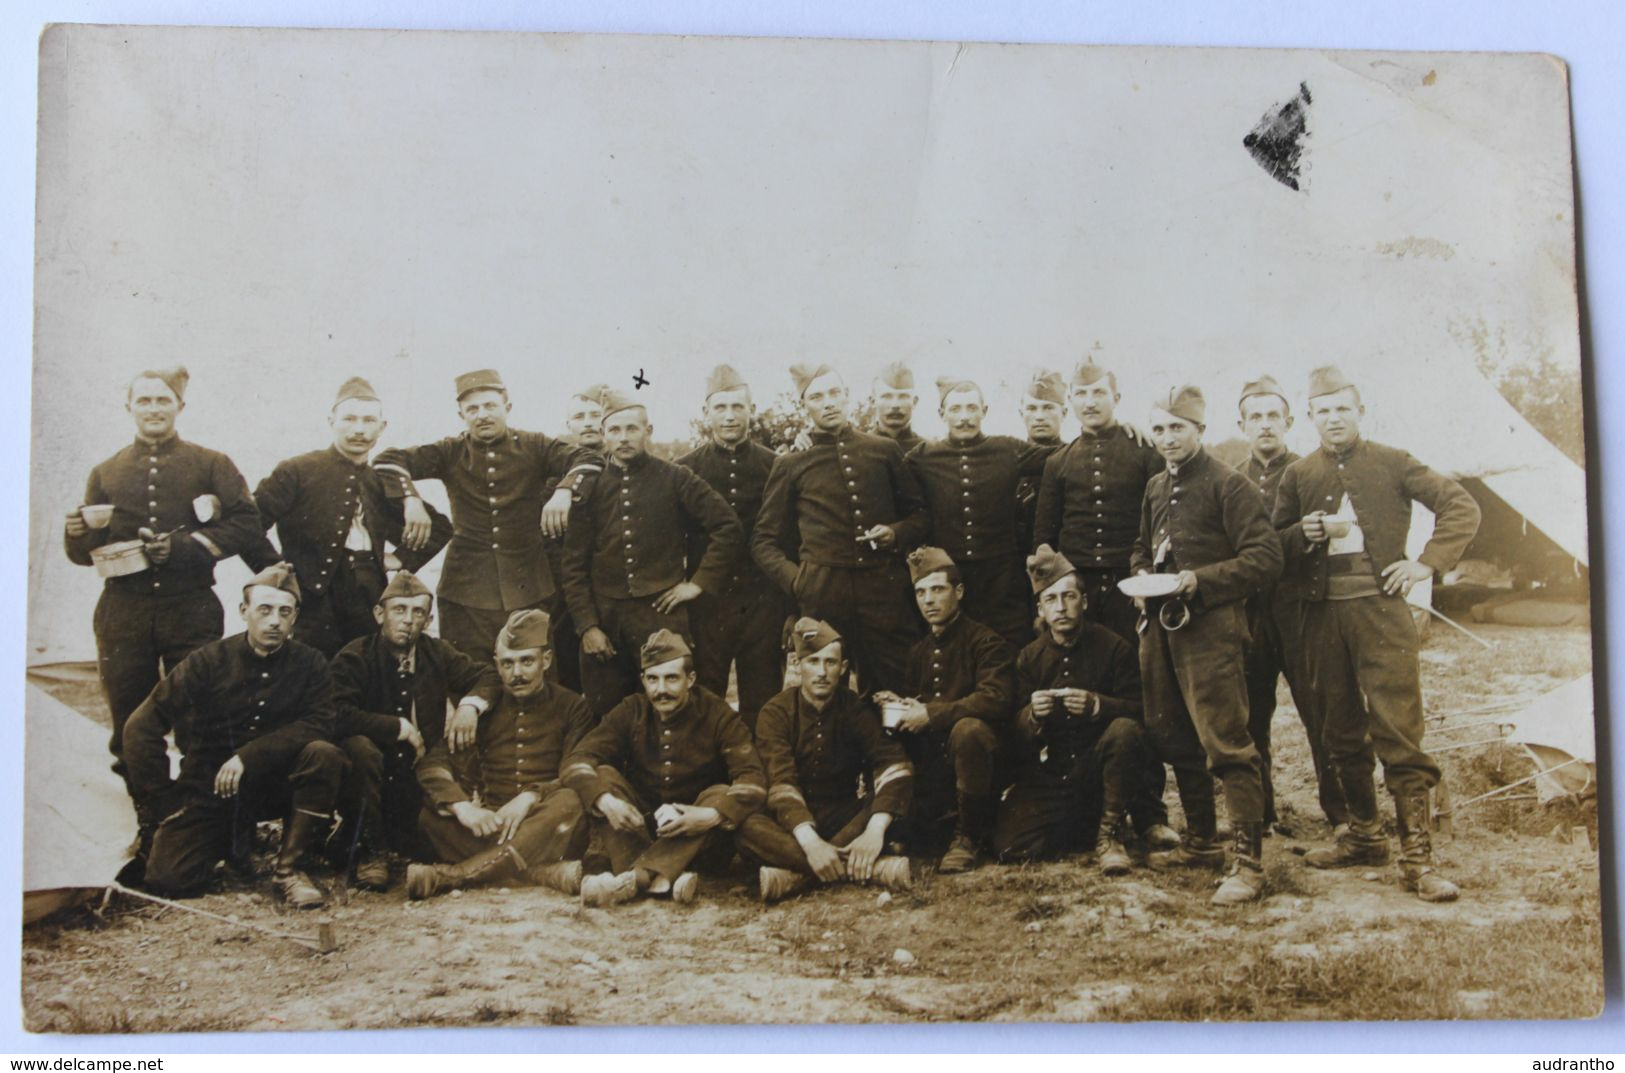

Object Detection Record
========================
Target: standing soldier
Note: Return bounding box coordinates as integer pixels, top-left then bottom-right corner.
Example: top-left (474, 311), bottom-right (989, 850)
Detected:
top-left (327, 570), bottom-right (501, 890)
top-left (63, 366), bottom-right (264, 783)
top-left (247, 377), bottom-right (451, 658)
top-left (874, 547), bottom-right (1015, 873)
top-left (870, 361), bottom-right (924, 453)
top-left (905, 376), bottom-right (1048, 650)
top-left (562, 390), bottom-right (742, 716)
top-left (561, 630), bottom-right (766, 907)
top-left (677, 365), bottom-right (793, 730)
top-left (1236, 375), bottom-right (1347, 832)
top-left (993, 545), bottom-right (1157, 872)
top-left (542, 385), bottom-right (609, 691)
top-left (1132, 386), bottom-right (1282, 905)
top-left (740, 618), bottom-right (914, 901)
top-left (373, 369), bottom-right (602, 661)
top-left (1014, 370), bottom-right (1069, 556)
top-left (1032, 358), bottom-right (1162, 641)
top-left (405, 609), bottom-right (598, 901)
top-left (1275, 366), bottom-right (1479, 902)
top-left (752, 364), bottom-right (930, 694)
top-left (121, 565), bottom-right (345, 908)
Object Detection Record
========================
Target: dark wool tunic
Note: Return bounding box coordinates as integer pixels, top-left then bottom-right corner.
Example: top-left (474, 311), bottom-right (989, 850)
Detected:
top-left (905, 434), bottom-right (1049, 563)
top-left (329, 632), bottom-right (501, 749)
top-left (676, 437), bottom-right (778, 595)
top-left (754, 685), bottom-right (914, 832)
top-left (561, 688), bottom-right (766, 827)
top-left (1032, 425), bottom-right (1163, 569)
top-left (416, 682), bottom-right (597, 809)
top-left (903, 614), bottom-right (1016, 732)
top-left (1011, 623), bottom-right (1142, 772)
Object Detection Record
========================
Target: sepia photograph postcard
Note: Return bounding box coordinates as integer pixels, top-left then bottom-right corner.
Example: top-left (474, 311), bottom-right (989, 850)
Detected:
top-left (22, 24), bottom-right (1600, 1033)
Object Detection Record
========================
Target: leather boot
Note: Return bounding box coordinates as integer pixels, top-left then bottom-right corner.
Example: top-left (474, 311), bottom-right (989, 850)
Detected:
top-left (1092, 811), bottom-right (1132, 876)
top-left (273, 810), bottom-right (330, 909)
top-left (1211, 820), bottom-right (1266, 906)
top-left (938, 792), bottom-right (992, 874)
top-left (759, 866), bottom-right (812, 903)
top-left (872, 856), bottom-right (913, 892)
top-left (405, 844), bottom-right (522, 901)
top-left (530, 860), bottom-right (584, 895)
top-left (1149, 771), bottom-right (1224, 870)
top-left (580, 870), bottom-right (639, 907)
top-left (1305, 763), bottom-right (1388, 868)
top-left (1394, 788), bottom-right (1459, 903)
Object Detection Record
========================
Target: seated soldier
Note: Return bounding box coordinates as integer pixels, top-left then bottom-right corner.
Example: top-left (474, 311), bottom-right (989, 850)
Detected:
top-left (405, 609), bottom-right (597, 900)
top-left (993, 545), bottom-right (1155, 874)
top-left (874, 546), bottom-right (1015, 874)
top-left (561, 630), bottom-right (765, 907)
top-left (327, 570), bottom-right (501, 890)
top-left (738, 618), bottom-right (914, 902)
top-left (122, 564), bottom-right (345, 908)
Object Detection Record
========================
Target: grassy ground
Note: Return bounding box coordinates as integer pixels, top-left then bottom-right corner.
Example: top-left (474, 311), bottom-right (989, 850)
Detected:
top-left (22, 622), bottom-right (1602, 1030)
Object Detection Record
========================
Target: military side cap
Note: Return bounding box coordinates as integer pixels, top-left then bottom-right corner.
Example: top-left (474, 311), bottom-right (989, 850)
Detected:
top-left (1239, 374), bottom-right (1287, 409)
top-left (333, 376), bottom-right (380, 407)
top-left (1026, 370), bottom-right (1066, 404)
top-left (907, 545), bottom-right (957, 583)
top-left (789, 362), bottom-right (835, 397)
top-left (454, 368), bottom-right (505, 400)
top-left (572, 383), bottom-right (610, 405)
top-left (133, 365), bottom-right (190, 401)
top-left (377, 569), bottom-right (432, 605)
top-left (598, 387), bottom-right (643, 419)
top-left (877, 361), bottom-right (915, 391)
top-left (497, 608), bottom-right (552, 652)
top-left (245, 561), bottom-right (301, 604)
top-left (1071, 356), bottom-right (1111, 387)
top-left (1307, 364), bottom-right (1356, 400)
top-left (704, 364), bottom-right (749, 400)
top-left (935, 375), bottom-right (979, 404)
top-left (1026, 543), bottom-right (1077, 595)
top-left (640, 628), bottom-right (692, 669)
top-left (791, 617), bottom-right (842, 658)
top-left (1154, 384), bottom-right (1207, 425)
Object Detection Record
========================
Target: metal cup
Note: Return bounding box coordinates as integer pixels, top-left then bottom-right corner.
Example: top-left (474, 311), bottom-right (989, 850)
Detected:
top-left (79, 504), bottom-right (114, 529)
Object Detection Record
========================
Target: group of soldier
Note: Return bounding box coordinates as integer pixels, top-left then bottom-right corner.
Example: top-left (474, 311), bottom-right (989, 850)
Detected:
top-left (62, 352), bottom-right (1480, 912)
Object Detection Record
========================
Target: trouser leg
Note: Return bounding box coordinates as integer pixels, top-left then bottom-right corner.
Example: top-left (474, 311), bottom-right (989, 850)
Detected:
top-left (334, 735), bottom-right (385, 869)
top-left (1340, 596), bottom-right (1441, 795)
top-left (1095, 717), bottom-right (1148, 819)
top-left (797, 563), bottom-right (919, 695)
top-left (437, 601), bottom-right (511, 664)
top-left (1275, 594), bottom-right (1348, 824)
top-left (1079, 568), bottom-right (1138, 645)
top-left (632, 783), bottom-right (737, 881)
top-left (418, 807), bottom-right (492, 863)
top-left (993, 767), bottom-right (1084, 862)
top-left (144, 795), bottom-right (235, 897)
top-left (1243, 599), bottom-right (1283, 825)
top-left (1141, 609), bottom-right (1222, 838)
top-left (583, 766), bottom-right (655, 874)
top-left (737, 796), bottom-right (869, 874)
top-left (1167, 605), bottom-right (1265, 825)
top-left (581, 596), bottom-right (691, 716)
top-left (502, 788), bottom-right (587, 870)
top-left (900, 731), bottom-right (956, 852)
top-left (1302, 600), bottom-right (1382, 816)
top-left (960, 556), bottom-right (1035, 653)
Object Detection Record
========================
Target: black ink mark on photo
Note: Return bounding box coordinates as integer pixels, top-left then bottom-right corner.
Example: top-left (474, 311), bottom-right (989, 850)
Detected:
top-left (1244, 81), bottom-right (1312, 192)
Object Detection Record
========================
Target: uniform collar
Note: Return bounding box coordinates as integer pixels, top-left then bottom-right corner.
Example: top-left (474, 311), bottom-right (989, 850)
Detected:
top-left (505, 680), bottom-right (554, 712)
top-left (327, 443), bottom-right (371, 467)
top-left (946, 433), bottom-right (987, 450)
top-left (707, 435), bottom-right (754, 455)
top-left (1328, 437), bottom-right (1364, 462)
top-left (1249, 449), bottom-right (1291, 474)
top-left (1075, 422), bottom-right (1121, 444)
top-left (929, 611), bottom-right (966, 641)
top-left (1167, 447), bottom-right (1208, 479)
top-left (1027, 433), bottom-right (1063, 447)
top-left (1044, 625), bottom-right (1084, 652)
top-left (808, 424), bottom-right (851, 446)
top-left (878, 425), bottom-right (916, 443)
top-left (237, 632), bottom-right (289, 662)
top-left (610, 451), bottom-right (653, 473)
top-left (132, 432), bottom-right (182, 454)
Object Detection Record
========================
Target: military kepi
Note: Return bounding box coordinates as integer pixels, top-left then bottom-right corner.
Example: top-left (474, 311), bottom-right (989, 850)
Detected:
top-left (878, 361), bottom-right (915, 391)
top-left (245, 562), bottom-right (302, 604)
top-left (640, 628), bottom-right (692, 669)
top-left (1027, 370), bottom-right (1066, 404)
top-left (705, 364), bottom-right (749, 400)
top-left (791, 617), bottom-right (842, 658)
top-left (454, 368), bottom-right (505, 400)
top-left (1154, 384), bottom-right (1207, 425)
top-left (1239, 374), bottom-right (1286, 409)
top-left (1307, 364), bottom-right (1356, 400)
top-left (789, 362), bottom-right (835, 397)
top-left (377, 569), bottom-right (432, 605)
top-left (497, 608), bottom-right (552, 651)
top-left (1026, 543), bottom-right (1077, 594)
top-left (334, 376), bottom-right (380, 407)
top-left (906, 545), bottom-right (957, 583)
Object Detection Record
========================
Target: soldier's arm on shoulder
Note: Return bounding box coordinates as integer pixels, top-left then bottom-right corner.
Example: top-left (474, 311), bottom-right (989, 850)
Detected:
top-left (542, 432), bottom-right (605, 495)
top-left (438, 637), bottom-right (502, 709)
top-left (1403, 452), bottom-right (1482, 574)
top-left (373, 438), bottom-right (453, 496)
top-left (197, 451), bottom-right (265, 561)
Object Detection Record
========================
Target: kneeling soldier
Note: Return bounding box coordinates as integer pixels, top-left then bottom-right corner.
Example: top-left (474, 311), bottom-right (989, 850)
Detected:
top-left (875, 547), bottom-right (1015, 874)
top-left (405, 609), bottom-right (597, 900)
top-left (1131, 386), bottom-right (1283, 906)
top-left (122, 564), bottom-right (344, 908)
top-left (993, 545), bottom-right (1155, 873)
top-left (328, 570), bottom-right (501, 890)
top-left (739, 618), bottom-right (915, 901)
top-left (562, 630), bottom-right (766, 906)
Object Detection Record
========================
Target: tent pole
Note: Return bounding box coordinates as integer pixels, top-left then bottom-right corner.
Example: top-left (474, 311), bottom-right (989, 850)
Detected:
top-left (108, 882), bottom-right (337, 952)
top-left (1426, 605), bottom-right (1494, 649)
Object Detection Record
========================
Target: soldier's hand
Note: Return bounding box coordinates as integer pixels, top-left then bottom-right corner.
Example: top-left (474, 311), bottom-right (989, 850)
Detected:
top-left (447, 703), bottom-right (480, 753)
top-left (1121, 421), bottom-right (1152, 448)
top-left (64, 509), bottom-right (88, 538)
top-left (581, 627), bottom-right (617, 662)
top-left (657, 803), bottom-right (720, 838)
top-left (598, 793), bottom-right (644, 833)
top-left (856, 525), bottom-right (897, 550)
top-left (452, 801), bottom-right (501, 837)
top-left (398, 718), bottom-right (426, 759)
top-left (401, 496), bottom-right (432, 550)
top-left (1381, 559), bottom-right (1433, 598)
top-left (214, 755), bottom-right (245, 798)
top-left (137, 527), bottom-right (172, 565)
top-left (382, 550), bottom-right (403, 572)
top-left (1301, 512), bottom-right (1327, 544)
top-left (1061, 689), bottom-right (1093, 717)
top-left (652, 580), bottom-right (702, 614)
top-left (801, 834), bottom-right (846, 882)
top-left (895, 698), bottom-right (931, 733)
top-left (540, 487), bottom-right (573, 539)
top-left (843, 827), bottom-right (885, 882)
top-left (1173, 570), bottom-right (1199, 596)
top-left (1030, 690), bottom-right (1056, 718)
top-left (494, 792), bottom-right (538, 843)
top-left (791, 429), bottom-right (813, 453)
